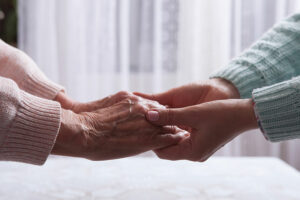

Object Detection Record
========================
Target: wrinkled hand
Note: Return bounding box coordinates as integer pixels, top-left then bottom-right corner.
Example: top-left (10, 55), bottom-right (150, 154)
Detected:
top-left (52, 92), bottom-right (187, 160)
top-left (134, 78), bottom-right (240, 108)
top-left (146, 99), bottom-right (258, 161)
top-left (55, 91), bottom-right (138, 113)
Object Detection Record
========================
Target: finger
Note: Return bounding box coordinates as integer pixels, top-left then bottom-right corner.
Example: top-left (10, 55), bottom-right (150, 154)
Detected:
top-left (77, 91), bottom-right (133, 113)
top-left (133, 91), bottom-right (172, 106)
top-left (154, 137), bottom-right (192, 160)
top-left (94, 100), bottom-right (135, 122)
top-left (146, 107), bottom-right (196, 127)
top-left (152, 132), bottom-right (188, 149)
top-left (162, 125), bottom-right (191, 137)
top-left (161, 125), bottom-right (180, 134)
top-left (89, 91), bottom-right (131, 110)
top-left (178, 125), bottom-right (193, 133)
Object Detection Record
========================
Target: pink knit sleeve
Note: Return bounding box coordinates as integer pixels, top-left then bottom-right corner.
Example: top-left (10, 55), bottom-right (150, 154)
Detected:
top-left (0, 77), bottom-right (61, 165)
top-left (0, 40), bottom-right (64, 100)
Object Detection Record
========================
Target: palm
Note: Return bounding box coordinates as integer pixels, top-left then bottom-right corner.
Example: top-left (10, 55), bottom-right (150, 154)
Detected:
top-left (154, 99), bottom-right (245, 161)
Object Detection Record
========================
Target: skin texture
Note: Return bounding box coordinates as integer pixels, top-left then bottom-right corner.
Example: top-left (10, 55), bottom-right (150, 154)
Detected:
top-left (52, 91), bottom-right (188, 161)
top-left (134, 78), bottom-right (240, 109)
top-left (55, 78), bottom-right (241, 114)
top-left (54, 90), bottom-right (136, 113)
top-left (136, 79), bottom-right (258, 161)
top-left (146, 99), bottom-right (258, 161)
top-left (0, 40), bottom-right (186, 161)
top-left (1, 39), bottom-right (256, 162)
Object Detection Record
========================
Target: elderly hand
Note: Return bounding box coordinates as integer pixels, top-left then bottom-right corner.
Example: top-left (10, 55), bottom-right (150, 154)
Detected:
top-left (55, 91), bottom-right (140, 113)
top-left (134, 78), bottom-right (240, 108)
top-left (52, 92), bottom-right (187, 160)
top-left (145, 99), bottom-right (258, 161)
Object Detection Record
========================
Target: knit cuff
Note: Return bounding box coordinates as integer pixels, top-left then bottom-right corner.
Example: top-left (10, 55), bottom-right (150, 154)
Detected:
top-left (252, 77), bottom-right (300, 142)
top-left (210, 63), bottom-right (266, 99)
top-left (0, 91), bottom-right (61, 165)
top-left (21, 71), bottom-right (64, 100)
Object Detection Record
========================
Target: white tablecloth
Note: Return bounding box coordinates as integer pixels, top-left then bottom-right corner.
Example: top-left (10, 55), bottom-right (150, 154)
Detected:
top-left (0, 156), bottom-right (299, 200)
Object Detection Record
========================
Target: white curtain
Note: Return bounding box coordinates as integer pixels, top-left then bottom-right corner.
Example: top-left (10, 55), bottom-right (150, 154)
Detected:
top-left (18, 0), bottom-right (300, 169)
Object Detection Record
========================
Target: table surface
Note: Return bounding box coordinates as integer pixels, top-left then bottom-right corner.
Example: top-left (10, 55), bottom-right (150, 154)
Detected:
top-left (0, 156), bottom-right (299, 200)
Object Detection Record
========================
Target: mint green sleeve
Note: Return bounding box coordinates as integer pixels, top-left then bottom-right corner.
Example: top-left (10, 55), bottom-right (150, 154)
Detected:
top-left (210, 13), bottom-right (300, 142)
top-left (252, 77), bottom-right (300, 142)
top-left (211, 13), bottom-right (300, 99)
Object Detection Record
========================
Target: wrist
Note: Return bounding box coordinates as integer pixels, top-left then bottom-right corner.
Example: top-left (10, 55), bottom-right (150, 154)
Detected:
top-left (51, 109), bottom-right (86, 157)
top-left (51, 109), bottom-right (71, 155)
top-left (210, 78), bottom-right (240, 99)
top-left (238, 99), bottom-right (258, 131)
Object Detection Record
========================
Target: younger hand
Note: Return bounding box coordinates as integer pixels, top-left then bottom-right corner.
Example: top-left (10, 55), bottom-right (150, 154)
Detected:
top-left (146, 99), bottom-right (258, 161)
top-left (134, 78), bottom-right (240, 108)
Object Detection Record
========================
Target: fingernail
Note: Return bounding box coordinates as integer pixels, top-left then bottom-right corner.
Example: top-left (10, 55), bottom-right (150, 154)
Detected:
top-left (179, 131), bottom-right (190, 138)
top-left (147, 111), bottom-right (159, 121)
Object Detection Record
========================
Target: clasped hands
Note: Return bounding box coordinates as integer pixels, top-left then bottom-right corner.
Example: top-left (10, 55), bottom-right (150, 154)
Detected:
top-left (1, 40), bottom-right (258, 162)
top-left (53, 78), bottom-right (258, 162)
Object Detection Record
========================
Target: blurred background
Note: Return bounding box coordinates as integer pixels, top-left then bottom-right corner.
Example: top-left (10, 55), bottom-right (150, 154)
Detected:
top-left (1, 0), bottom-right (300, 169)
top-left (0, 0), bottom-right (17, 46)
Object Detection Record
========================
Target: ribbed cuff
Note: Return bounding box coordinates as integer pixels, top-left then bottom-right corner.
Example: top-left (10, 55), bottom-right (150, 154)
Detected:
top-left (21, 71), bottom-right (64, 100)
top-left (210, 63), bottom-right (266, 99)
top-left (252, 77), bottom-right (300, 142)
top-left (0, 91), bottom-right (61, 165)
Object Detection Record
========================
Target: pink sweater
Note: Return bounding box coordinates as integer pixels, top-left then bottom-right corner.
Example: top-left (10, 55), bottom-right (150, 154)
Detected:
top-left (0, 40), bottom-right (63, 165)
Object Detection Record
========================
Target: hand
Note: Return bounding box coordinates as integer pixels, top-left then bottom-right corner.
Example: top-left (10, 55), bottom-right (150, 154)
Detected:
top-left (146, 99), bottom-right (258, 161)
top-left (134, 78), bottom-right (240, 108)
top-left (54, 91), bottom-right (138, 113)
top-left (52, 93), bottom-right (187, 160)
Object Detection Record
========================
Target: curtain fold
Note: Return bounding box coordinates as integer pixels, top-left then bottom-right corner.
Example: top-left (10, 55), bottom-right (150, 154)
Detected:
top-left (18, 0), bottom-right (300, 169)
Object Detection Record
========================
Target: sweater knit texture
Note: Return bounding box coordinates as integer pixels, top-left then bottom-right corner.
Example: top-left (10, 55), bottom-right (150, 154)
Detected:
top-left (0, 40), bottom-right (63, 165)
top-left (211, 13), bottom-right (300, 142)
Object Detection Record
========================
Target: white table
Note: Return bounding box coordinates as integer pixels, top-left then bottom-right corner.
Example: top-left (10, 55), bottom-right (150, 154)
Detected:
top-left (0, 157), bottom-right (299, 200)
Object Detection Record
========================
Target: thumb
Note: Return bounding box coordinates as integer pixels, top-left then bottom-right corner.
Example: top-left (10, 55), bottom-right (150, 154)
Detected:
top-left (146, 108), bottom-right (193, 127)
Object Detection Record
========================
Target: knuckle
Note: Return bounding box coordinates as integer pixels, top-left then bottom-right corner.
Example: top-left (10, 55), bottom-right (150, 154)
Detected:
top-left (113, 91), bottom-right (130, 102)
top-left (134, 103), bottom-right (143, 110)
top-left (128, 94), bottom-right (139, 102)
top-left (117, 91), bottom-right (130, 98)
top-left (169, 125), bottom-right (177, 134)
top-left (133, 103), bottom-right (147, 113)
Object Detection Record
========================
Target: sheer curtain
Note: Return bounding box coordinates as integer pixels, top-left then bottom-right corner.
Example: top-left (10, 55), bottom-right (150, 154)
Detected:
top-left (18, 0), bottom-right (300, 169)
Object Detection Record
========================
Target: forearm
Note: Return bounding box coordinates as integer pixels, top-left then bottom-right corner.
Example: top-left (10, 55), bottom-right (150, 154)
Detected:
top-left (51, 109), bottom-right (88, 158)
top-left (211, 13), bottom-right (300, 98)
top-left (0, 39), bottom-right (64, 100)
